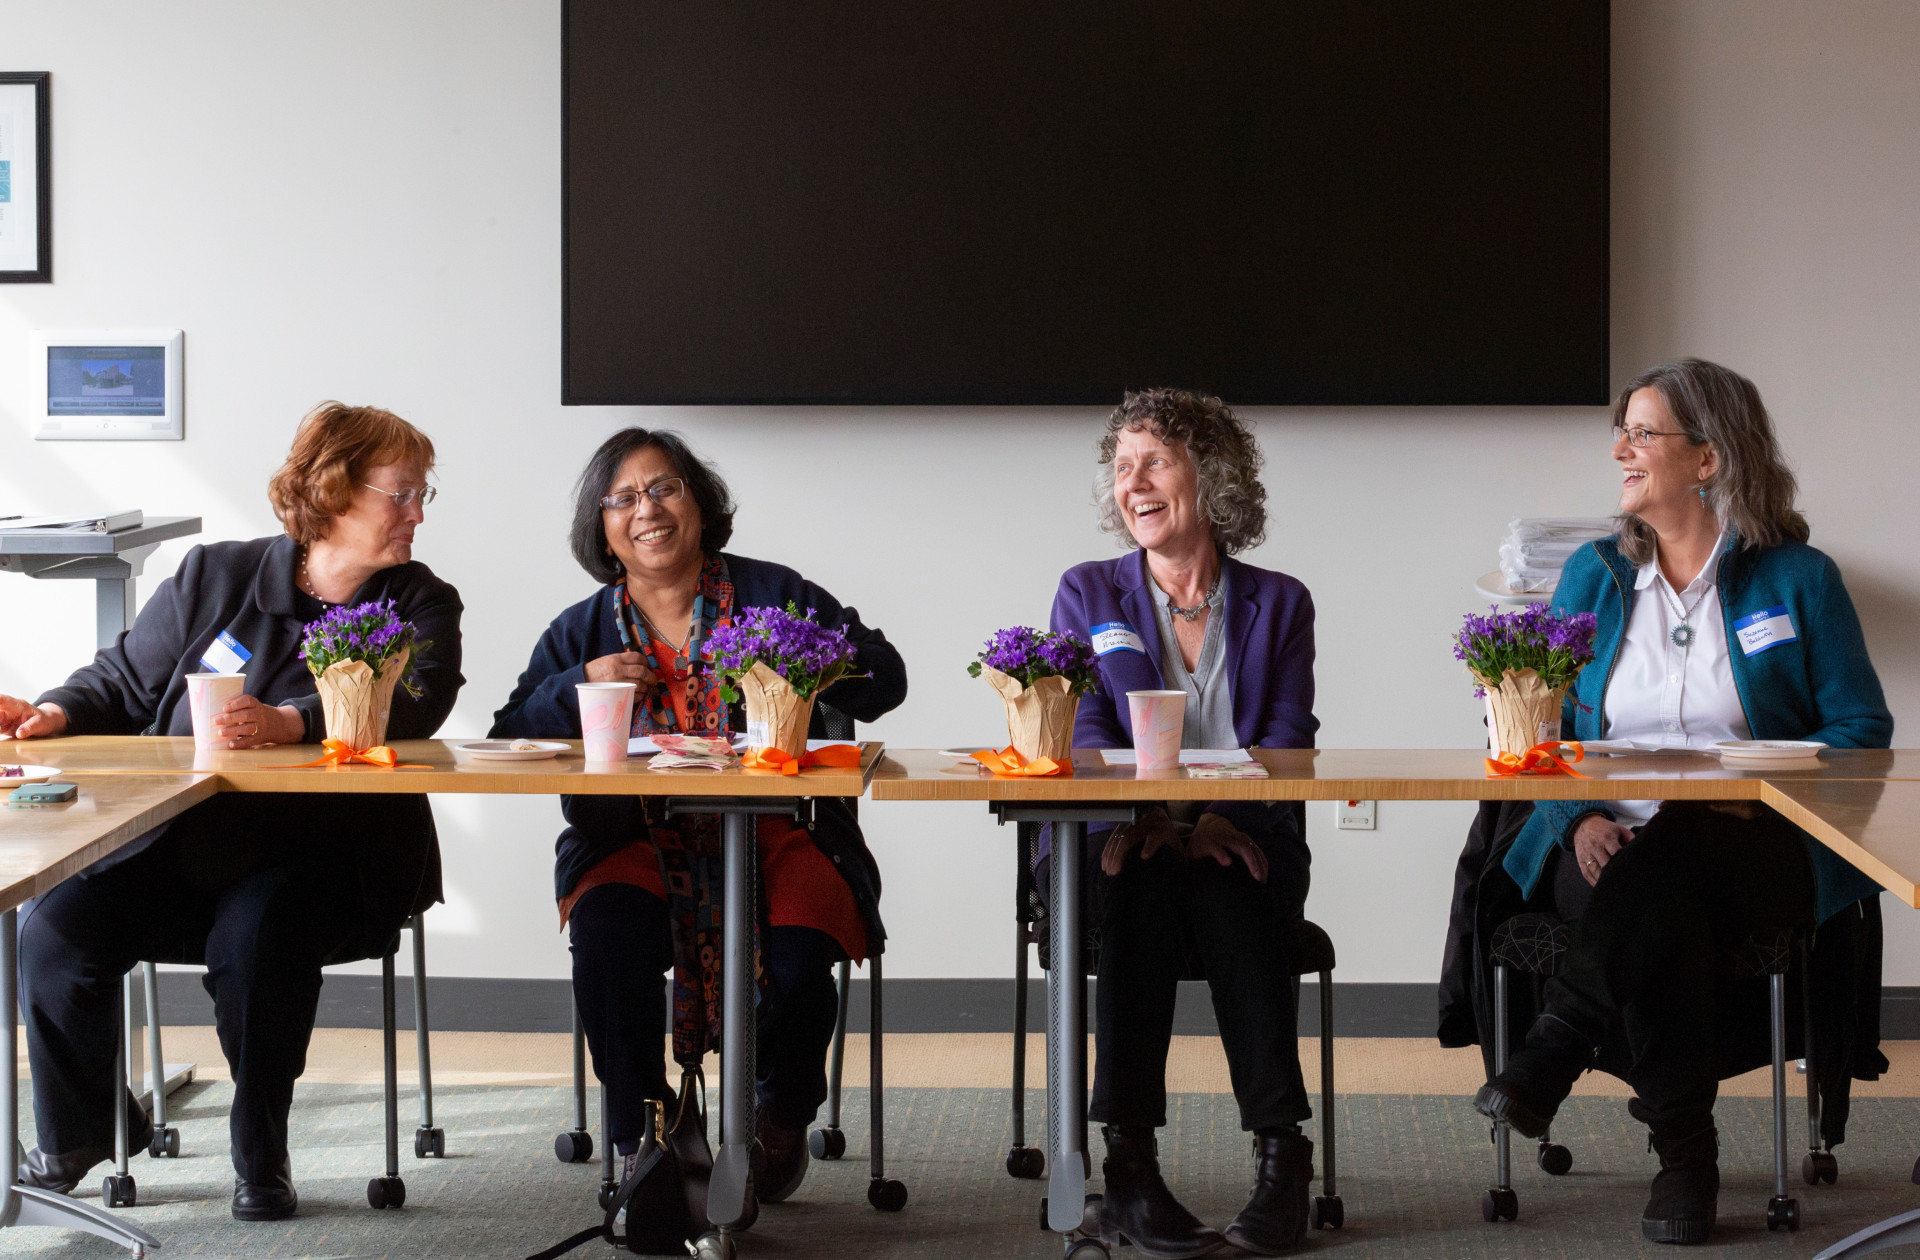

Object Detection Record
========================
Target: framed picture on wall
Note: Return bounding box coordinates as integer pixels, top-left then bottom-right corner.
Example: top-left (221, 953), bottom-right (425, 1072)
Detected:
top-left (0, 72), bottom-right (51, 283)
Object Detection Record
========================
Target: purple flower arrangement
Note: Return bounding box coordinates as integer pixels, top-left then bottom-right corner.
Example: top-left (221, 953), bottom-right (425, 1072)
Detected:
top-left (1453, 604), bottom-right (1598, 696)
top-left (708, 602), bottom-right (860, 701)
top-left (300, 599), bottom-right (427, 698)
top-left (967, 626), bottom-right (1100, 697)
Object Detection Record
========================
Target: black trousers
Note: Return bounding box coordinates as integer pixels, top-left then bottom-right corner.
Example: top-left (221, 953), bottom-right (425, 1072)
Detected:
top-left (568, 883), bottom-right (845, 1154)
top-left (18, 803), bottom-right (367, 1183)
top-left (1089, 806), bottom-right (1314, 1132)
top-left (1542, 801), bottom-right (1817, 1119)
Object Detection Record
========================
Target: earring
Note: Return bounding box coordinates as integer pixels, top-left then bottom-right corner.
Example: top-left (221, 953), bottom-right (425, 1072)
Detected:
top-left (1698, 484), bottom-right (1709, 502)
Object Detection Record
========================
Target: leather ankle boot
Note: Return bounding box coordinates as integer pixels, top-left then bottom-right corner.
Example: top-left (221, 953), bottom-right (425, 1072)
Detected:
top-left (1098, 1126), bottom-right (1224, 1260)
top-left (1224, 1129), bottom-right (1314, 1255)
top-left (17, 1095), bottom-right (154, 1195)
top-left (232, 1155), bottom-right (298, 1222)
top-left (1641, 1116), bottom-right (1718, 1245)
top-left (1472, 1014), bottom-right (1595, 1138)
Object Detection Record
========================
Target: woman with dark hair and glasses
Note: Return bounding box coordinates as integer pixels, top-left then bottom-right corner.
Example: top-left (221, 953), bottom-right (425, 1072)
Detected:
top-left (1473, 359), bottom-right (1891, 1245)
top-left (490, 428), bottom-right (907, 1208)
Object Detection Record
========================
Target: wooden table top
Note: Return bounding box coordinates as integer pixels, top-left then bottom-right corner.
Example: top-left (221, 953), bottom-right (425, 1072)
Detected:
top-left (19, 736), bottom-right (885, 798)
top-left (1762, 779), bottom-right (1920, 909)
top-left (0, 774), bottom-right (216, 913)
top-left (868, 747), bottom-right (1920, 802)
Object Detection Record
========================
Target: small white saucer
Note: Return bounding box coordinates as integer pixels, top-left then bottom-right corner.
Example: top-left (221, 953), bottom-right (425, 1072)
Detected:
top-left (939, 747), bottom-right (992, 762)
top-left (456, 740), bottom-right (570, 762)
top-left (1711, 740), bottom-right (1827, 768)
top-left (1, 764), bottom-right (61, 786)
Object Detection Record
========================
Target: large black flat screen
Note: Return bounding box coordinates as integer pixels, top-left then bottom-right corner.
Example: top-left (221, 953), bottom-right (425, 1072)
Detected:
top-left (565, 2), bottom-right (1608, 406)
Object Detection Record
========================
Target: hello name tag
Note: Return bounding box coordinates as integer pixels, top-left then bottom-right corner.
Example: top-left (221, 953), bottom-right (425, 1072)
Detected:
top-left (198, 630), bottom-right (252, 675)
top-left (1090, 621), bottom-right (1146, 656)
top-left (1734, 606), bottom-right (1799, 657)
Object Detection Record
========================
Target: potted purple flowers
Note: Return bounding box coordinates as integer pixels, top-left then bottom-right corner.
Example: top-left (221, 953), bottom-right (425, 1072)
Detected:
top-left (300, 599), bottom-right (427, 749)
top-left (1453, 604), bottom-right (1599, 757)
top-left (708, 603), bottom-right (859, 756)
top-left (968, 627), bottom-right (1099, 763)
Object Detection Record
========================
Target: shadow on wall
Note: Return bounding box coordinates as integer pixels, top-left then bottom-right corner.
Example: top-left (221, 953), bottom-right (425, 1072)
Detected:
top-left (1838, 562), bottom-right (1920, 691)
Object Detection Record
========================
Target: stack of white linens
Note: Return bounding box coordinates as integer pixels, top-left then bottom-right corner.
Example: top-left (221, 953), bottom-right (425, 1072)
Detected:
top-left (1497, 518), bottom-right (1615, 593)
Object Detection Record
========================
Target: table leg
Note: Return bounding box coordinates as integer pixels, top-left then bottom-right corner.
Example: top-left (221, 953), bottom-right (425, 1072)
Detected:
top-left (1, 908), bottom-right (162, 1256)
top-left (1045, 820), bottom-right (1088, 1234)
top-left (1814, 1209), bottom-right (1920, 1260)
top-left (708, 809), bottom-right (758, 1229)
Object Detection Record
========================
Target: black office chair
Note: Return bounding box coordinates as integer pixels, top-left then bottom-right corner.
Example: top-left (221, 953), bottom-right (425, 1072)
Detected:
top-left (553, 702), bottom-right (906, 1214)
top-left (104, 912), bottom-right (441, 1210)
top-left (1006, 818), bottom-right (1344, 1232)
top-left (1480, 911), bottom-right (1826, 1231)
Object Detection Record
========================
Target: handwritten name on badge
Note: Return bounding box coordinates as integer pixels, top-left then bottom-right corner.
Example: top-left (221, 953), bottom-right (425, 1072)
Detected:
top-left (199, 630), bottom-right (252, 675)
top-left (1734, 606), bottom-right (1798, 657)
top-left (1090, 621), bottom-right (1146, 656)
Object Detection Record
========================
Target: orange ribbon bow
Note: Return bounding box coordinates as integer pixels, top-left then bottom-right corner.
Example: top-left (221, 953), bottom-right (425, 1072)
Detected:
top-left (276, 738), bottom-right (427, 770)
top-left (1486, 740), bottom-right (1588, 779)
top-left (741, 744), bottom-right (863, 776)
top-left (970, 746), bottom-right (1073, 777)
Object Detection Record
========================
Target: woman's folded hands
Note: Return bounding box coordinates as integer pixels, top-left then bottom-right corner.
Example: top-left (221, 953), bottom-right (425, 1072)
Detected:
top-left (1100, 807), bottom-right (1266, 882)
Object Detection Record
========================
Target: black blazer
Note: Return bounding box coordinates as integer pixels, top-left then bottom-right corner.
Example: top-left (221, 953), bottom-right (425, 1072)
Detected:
top-left (489, 552), bottom-right (907, 952)
top-left (38, 535), bottom-right (465, 936)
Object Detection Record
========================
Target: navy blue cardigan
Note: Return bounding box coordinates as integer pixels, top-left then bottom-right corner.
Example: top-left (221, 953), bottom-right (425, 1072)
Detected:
top-left (1503, 535), bottom-right (1892, 923)
top-left (489, 553), bottom-right (908, 950)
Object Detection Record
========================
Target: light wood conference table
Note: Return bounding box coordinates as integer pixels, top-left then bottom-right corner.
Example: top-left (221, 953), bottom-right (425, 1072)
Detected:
top-left (0, 773), bottom-right (217, 1257)
top-left (869, 746), bottom-right (1920, 1250)
top-left (13, 735), bottom-right (886, 1252)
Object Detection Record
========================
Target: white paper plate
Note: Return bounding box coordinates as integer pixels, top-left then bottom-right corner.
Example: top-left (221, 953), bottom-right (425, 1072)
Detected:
top-left (940, 747), bottom-right (993, 761)
top-left (1712, 740), bottom-right (1827, 767)
top-left (456, 740), bottom-right (570, 762)
top-left (1, 764), bottom-right (62, 787)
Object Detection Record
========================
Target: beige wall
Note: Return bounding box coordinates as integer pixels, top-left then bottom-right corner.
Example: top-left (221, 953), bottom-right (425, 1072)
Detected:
top-left (2, 1), bottom-right (1916, 983)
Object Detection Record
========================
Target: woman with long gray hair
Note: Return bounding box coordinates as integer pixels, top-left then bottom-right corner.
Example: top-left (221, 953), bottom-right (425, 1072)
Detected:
top-left (1051, 389), bottom-right (1319, 1257)
top-left (1474, 359), bottom-right (1891, 1245)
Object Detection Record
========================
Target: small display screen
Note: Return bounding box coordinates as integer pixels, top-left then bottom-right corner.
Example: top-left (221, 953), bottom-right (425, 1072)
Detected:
top-left (47, 345), bottom-right (167, 417)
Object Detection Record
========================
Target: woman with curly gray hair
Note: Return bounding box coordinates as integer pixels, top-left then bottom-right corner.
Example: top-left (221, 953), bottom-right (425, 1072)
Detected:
top-left (1051, 389), bottom-right (1320, 1257)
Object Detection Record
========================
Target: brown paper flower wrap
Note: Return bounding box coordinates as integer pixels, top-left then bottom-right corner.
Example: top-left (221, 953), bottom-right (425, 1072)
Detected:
top-left (1482, 666), bottom-right (1567, 759)
top-left (737, 661), bottom-right (815, 759)
top-left (314, 647), bottom-right (410, 750)
top-left (982, 665), bottom-right (1080, 763)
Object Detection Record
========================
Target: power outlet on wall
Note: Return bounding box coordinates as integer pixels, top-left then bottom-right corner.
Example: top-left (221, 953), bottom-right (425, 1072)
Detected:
top-left (1337, 799), bottom-right (1376, 830)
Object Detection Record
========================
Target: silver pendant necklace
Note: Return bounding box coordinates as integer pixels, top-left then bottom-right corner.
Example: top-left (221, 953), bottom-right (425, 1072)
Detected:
top-left (1168, 574), bottom-right (1220, 622)
top-left (1657, 578), bottom-right (1710, 649)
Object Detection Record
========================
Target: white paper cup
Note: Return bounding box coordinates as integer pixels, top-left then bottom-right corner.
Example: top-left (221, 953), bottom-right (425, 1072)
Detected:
top-left (185, 672), bottom-right (247, 750)
top-left (577, 682), bottom-right (637, 762)
top-left (1127, 690), bottom-right (1187, 771)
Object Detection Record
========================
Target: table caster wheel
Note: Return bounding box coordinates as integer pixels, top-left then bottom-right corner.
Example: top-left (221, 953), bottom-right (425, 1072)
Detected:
top-left (868, 1176), bottom-right (908, 1211)
top-left (414, 1126), bottom-right (446, 1159)
top-left (597, 1180), bottom-right (617, 1211)
top-left (1065, 1240), bottom-right (1110, 1258)
top-left (147, 1126), bottom-right (180, 1159)
top-left (367, 1175), bottom-right (407, 1209)
top-left (1482, 1187), bottom-right (1518, 1222)
top-left (1080, 1192), bottom-right (1104, 1235)
top-left (810, 1126), bottom-right (846, 1160)
top-left (1537, 1142), bottom-right (1573, 1176)
top-left (690, 1230), bottom-right (735, 1260)
top-left (1766, 1196), bottom-right (1800, 1231)
top-left (1802, 1150), bottom-right (1838, 1185)
top-left (102, 1174), bottom-right (136, 1208)
top-left (555, 1129), bottom-right (594, 1164)
top-left (1006, 1146), bottom-right (1045, 1179)
top-left (1311, 1194), bottom-right (1344, 1229)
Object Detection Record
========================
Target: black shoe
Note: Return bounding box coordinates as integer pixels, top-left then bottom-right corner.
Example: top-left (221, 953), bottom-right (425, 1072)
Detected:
top-left (1223, 1131), bottom-right (1314, 1256)
top-left (1098, 1126), bottom-right (1225, 1260)
top-left (1472, 1015), bottom-right (1595, 1139)
top-left (1641, 1118), bottom-right (1718, 1245)
top-left (755, 1112), bottom-right (810, 1204)
top-left (18, 1095), bottom-right (155, 1194)
top-left (232, 1158), bottom-right (298, 1222)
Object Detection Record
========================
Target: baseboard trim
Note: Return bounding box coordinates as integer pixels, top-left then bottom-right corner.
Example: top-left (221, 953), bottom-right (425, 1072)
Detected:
top-left (147, 974), bottom-right (1920, 1040)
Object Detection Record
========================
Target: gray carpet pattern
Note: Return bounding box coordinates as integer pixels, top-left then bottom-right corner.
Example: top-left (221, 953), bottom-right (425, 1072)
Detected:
top-left (8, 1083), bottom-right (1920, 1258)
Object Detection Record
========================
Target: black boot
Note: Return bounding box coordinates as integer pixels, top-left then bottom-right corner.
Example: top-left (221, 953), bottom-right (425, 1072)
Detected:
top-left (1472, 1014), bottom-right (1595, 1138)
top-left (17, 1094), bottom-right (153, 1194)
top-left (1223, 1128), bottom-right (1314, 1255)
top-left (1640, 1114), bottom-right (1718, 1245)
top-left (232, 1155), bottom-right (298, 1222)
top-left (1098, 1126), bottom-right (1224, 1260)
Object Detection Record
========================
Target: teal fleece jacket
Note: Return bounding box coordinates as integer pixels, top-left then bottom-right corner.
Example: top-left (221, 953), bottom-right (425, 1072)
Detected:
top-left (1501, 535), bottom-right (1893, 923)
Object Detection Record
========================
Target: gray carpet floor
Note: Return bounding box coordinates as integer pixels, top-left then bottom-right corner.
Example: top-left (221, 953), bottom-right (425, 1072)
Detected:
top-left (8, 1082), bottom-right (1920, 1258)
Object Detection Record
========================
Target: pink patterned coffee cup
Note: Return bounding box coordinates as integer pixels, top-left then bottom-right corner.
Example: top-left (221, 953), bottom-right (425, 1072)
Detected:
top-left (577, 682), bottom-right (637, 762)
top-left (185, 672), bottom-right (246, 750)
top-left (1127, 690), bottom-right (1186, 771)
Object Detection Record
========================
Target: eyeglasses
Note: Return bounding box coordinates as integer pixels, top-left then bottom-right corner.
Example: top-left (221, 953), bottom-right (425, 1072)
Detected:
top-left (363, 483), bottom-right (438, 508)
top-left (601, 478), bottom-right (687, 512)
top-left (1611, 424), bottom-right (1686, 448)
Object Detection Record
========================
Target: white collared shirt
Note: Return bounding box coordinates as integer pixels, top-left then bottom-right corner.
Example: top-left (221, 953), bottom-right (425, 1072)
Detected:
top-left (1603, 533), bottom-right (1751, 824)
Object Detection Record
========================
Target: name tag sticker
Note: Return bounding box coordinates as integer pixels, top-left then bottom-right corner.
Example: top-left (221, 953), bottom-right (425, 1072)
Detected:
top-left (199, 630), bottom-right (252, 675)
top-left (1090, 621), bottom-right (1146, 656)
top-left (1734, 606), bottom-right (1799, 657)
